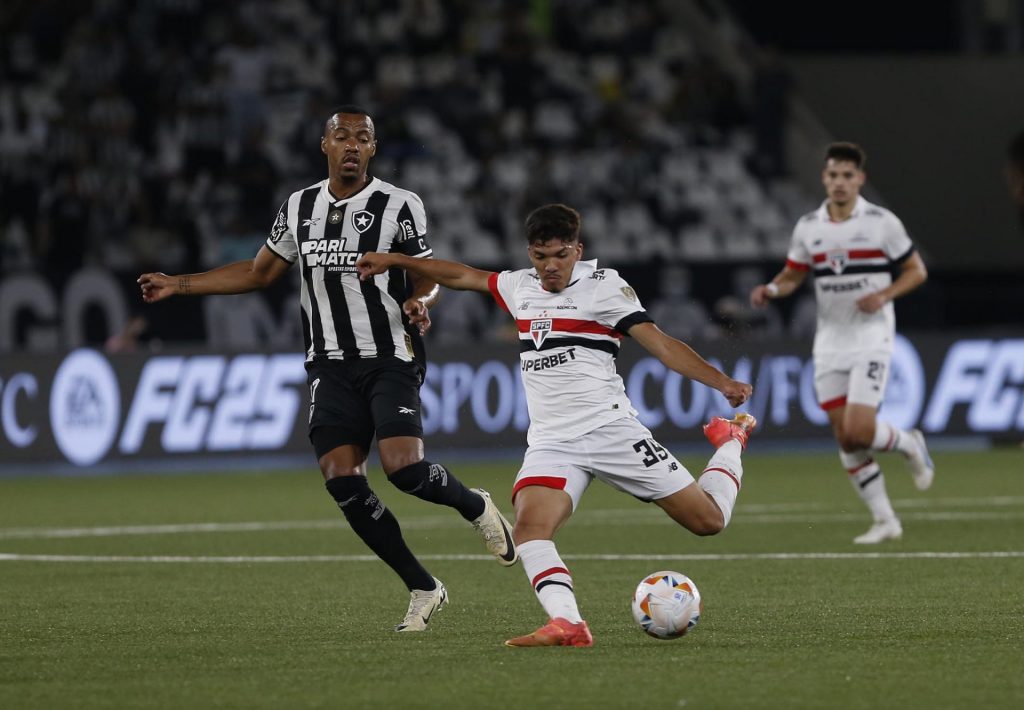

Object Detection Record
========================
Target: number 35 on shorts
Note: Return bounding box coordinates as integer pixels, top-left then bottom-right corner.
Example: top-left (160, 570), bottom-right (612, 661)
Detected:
top-left (633, 438), bottom-right (670, 468)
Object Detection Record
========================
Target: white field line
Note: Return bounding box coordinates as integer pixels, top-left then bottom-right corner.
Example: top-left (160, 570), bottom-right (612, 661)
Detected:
top-left (739, 495), bottom-right (1024, 513)
top-left (0, 520), bottom-right (342, 540)
top-left (3, 495), bottom-right (1024, 540)
top-left (2, 551), bottom-right (1024, 564)
top-left (1, 510), bottom-right (1021, 541)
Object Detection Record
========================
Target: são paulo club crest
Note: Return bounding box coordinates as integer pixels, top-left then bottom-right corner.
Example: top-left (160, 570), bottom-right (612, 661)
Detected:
top-left (530, 319), bottom-right (552, 347)
top-left (826, 250), bottom-right (848, 274)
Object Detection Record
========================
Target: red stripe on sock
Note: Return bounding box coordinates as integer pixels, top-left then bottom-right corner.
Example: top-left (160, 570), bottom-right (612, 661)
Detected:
top-left (531, 566), bottom-right (571, 588)
top-left (703, 466), bottom-right (740, 491)
top-left (845, 458), bottom-right (876, 474)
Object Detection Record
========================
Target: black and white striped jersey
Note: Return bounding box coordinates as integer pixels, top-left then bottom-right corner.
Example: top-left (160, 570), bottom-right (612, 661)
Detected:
top-left (265, 177), bottom-right (432, 362)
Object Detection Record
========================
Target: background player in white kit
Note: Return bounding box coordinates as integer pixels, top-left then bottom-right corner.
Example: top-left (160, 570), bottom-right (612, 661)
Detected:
top-left (358, 203), bottom-right (755, 647)
top-left (750, 142), bottom-right (934, 544)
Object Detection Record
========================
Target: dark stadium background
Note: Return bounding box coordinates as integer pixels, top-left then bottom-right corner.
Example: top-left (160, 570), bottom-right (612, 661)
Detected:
top-left (1, 0), bottom-right (1022, 473)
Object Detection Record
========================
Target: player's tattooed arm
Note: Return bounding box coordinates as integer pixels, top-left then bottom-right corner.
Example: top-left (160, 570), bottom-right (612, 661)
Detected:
top-left (138, 247), bottom-right (291, 302)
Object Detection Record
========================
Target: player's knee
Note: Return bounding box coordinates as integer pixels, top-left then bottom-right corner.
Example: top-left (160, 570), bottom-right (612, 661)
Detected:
top-left (512, 519), bottom-right (554, 543)
top-left (319, 456), bottom-right (364, 480)
top-left (671, 504), bottom-right (724, 536)
top-left (321, 464), bottom-right (364, 481)
top-left (690, 510), bottom-right (725, 536)
top-left (512, 511), bottom-right (560, 543)
top-left (838, 430), bottom-right (871, 452)
top-left (380, 449), bottom-right (423, 475)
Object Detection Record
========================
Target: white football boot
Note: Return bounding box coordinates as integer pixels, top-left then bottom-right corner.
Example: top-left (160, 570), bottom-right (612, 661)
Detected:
top-left (470, 488), bottom-right (518, 566)
top-left (906, 429), bottom-right (935, 491)
top-left (853, 519), bottom-right (903, 545)
top-left (395, 578), bottom-right (448, 632)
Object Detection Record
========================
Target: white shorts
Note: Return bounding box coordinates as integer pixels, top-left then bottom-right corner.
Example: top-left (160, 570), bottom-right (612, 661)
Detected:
top-left (512, 417), bottom-right (695, 511)
top-left (814, 349), bottom-right (891, 411)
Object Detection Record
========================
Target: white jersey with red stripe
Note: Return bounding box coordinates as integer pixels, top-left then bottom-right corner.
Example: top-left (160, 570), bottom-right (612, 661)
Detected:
top-left (786, 196), bottom-right (915, 356)
top-left (488, 259), bottom-right (653, 446)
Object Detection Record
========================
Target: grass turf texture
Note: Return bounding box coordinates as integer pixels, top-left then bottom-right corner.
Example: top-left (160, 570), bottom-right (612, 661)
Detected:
top-left (1, 449), bottom-right (1022, 709)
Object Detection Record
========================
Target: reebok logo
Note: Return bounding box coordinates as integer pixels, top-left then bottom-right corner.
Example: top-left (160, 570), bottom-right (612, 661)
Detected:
top-left (398, 406), bottom-right (416, 415)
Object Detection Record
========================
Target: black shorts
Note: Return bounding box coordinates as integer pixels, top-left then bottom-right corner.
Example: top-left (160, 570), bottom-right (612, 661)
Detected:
top-left (306, 356), bottom-right (424, 458)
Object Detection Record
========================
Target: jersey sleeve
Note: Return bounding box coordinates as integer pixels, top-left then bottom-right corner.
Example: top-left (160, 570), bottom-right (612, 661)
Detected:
top-left (391, 192), bottom-right (433, 258)
top-left (265, 199), bottom-right (298, 263)
top-left (785, 222), bottom-right (812, 271)
top-left (882, 212), bottom-right (915, 263)
top-left (487, 270), bottom-right (519, 315)
top-left (594, 273), bottom-right (653, 335)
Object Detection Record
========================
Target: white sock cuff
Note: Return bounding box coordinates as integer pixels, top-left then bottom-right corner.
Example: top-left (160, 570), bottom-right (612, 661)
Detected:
top-left (516, 539), bottom-right (556, 556)
top-left (839, 448), bottom-right (871, 470)
top-left (517, 539), bottom-right (571, 587)
top-left (871, 421), bottom-right (896, 451)
top-left (698, 471), bottom-right (738, 527)
top-left (707, 442), bottom-right (743, 480)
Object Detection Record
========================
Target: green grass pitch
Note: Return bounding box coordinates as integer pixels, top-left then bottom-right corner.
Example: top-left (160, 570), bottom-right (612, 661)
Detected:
top-left (2, 448), bottom-right (1022, 709)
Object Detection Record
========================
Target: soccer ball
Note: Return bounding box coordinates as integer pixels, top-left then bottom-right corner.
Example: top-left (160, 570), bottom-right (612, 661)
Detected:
top-left (631, 570), bottom-right (703, 640)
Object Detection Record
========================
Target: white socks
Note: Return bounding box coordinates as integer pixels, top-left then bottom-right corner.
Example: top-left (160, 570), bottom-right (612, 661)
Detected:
top-left (840, 449), bottom-right (897, 522)
top-left (698, 439), bottom-right (743, 527)
top-left (517, 539), bottom-right (582, 623)
top-left (871, 421), bottom-right (917, 457)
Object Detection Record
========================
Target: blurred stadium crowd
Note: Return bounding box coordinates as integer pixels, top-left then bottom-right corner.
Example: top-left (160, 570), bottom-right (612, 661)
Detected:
top-left (1, 0), bottom-right (822, 346)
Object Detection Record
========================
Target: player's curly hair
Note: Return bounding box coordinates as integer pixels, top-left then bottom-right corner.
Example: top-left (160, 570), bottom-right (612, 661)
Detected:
top-left (825, 142), bottom-right (866, 169)
top-left (525, 203), bottom-right (581, 244)
top-left (325, 105), bottom-right (375, 135)
top-left (328, 104), bottom-right (373, 121)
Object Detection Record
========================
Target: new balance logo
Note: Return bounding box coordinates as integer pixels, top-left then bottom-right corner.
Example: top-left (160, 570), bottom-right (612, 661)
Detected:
top-left (398, 406), bottom-right (416, 415)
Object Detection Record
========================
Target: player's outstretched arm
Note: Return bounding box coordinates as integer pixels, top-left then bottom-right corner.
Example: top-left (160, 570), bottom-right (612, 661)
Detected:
top-left (630, 322), bottom-right (752, 408)
top-left (356, 252), bottom-right (493, 293)
top-left (138, 246), bottom-right (291, 303)
top-left (750, 265), bottom-right (807, 307)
